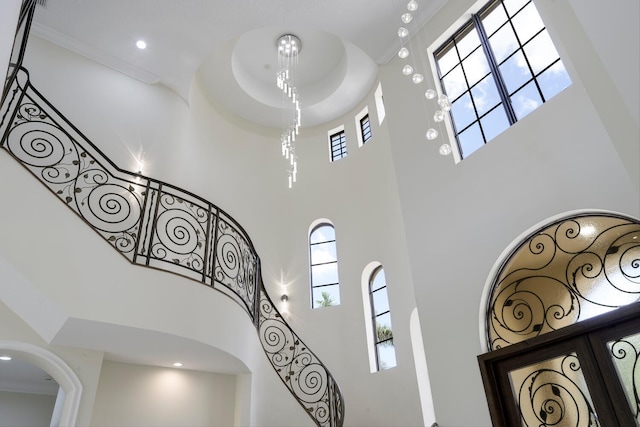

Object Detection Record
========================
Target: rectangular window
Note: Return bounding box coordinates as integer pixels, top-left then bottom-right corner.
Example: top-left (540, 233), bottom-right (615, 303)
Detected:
top-left (360, 114), bottom-right (372, 145)
top-left (329, 130), bottom-right (347, 161)
top-left (433, 0), bottom-right (571, 159)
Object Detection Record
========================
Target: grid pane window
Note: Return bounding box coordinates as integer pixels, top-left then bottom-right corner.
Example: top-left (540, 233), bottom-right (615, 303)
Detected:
top-left (370, 267), bottom-right (396, 371)
top-left (330, 131), bottom-right (347, 161)
top-left (310, 224), bottom-right (340, 308)
top-left (360, 114), bottom-right (372, 144)
top-left (434, 0), bottom-right (571, 159)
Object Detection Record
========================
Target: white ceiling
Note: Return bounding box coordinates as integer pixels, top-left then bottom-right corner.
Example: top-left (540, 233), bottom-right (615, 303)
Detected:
top-left (31, 0), bottom-right (447, 128)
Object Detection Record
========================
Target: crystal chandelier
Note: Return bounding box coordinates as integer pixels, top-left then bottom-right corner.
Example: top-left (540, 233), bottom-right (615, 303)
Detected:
top-left (276, 34), bottom-right (301, 188)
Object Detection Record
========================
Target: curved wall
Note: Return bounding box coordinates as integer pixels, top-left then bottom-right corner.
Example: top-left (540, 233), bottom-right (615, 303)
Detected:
top-left (2, 30), bottom-right (426, 426)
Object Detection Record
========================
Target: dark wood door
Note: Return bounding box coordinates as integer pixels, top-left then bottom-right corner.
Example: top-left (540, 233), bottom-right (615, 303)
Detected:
top-left (478, 302), bottom-right (640, 426)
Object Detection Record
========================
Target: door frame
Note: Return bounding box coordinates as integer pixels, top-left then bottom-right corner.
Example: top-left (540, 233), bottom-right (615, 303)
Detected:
top-left (478, 301), bottom-right (640, 426)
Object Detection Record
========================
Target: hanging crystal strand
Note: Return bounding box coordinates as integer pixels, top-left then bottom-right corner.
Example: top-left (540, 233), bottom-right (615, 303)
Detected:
top-left (277, 35), bottom-right (302, 187)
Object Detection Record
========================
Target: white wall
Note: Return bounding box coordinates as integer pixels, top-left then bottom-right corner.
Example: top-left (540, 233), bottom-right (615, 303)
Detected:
top-left (0, 0), bottom-right (21, 82)
top-left (0, 0), bottom-right (637, 426)
top-left (9, 32), bottom-right (428, 426)
top-left (381, 0), bottom-right (639, 425)
top-left (90, 361), bottom-right (236, 427)
top-left (0, 391), bottom-right (56, 427)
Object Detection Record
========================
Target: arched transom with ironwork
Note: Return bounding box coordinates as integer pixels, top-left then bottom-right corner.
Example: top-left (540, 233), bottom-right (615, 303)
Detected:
top-left (487, 212), bottom-right (640, 351)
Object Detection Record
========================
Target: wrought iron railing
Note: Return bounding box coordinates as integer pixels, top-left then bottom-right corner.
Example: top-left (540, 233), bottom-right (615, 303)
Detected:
top-left (1, 4), bottom-right (344, 424)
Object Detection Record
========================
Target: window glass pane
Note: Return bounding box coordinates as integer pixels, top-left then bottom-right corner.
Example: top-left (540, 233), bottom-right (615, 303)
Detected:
top-left (511, 80), bottom-right (542, 119)
top-left (451, 92), bottom-right (477, 131)
top-left (372, 287), bottom-right (390, 315)
top-left (463, 48), bottom-right (490, 87)
top-left (310, 225), bottom-right (335, 244)
top-left (508, 353), bottom-right (601, 426)
top-left (371, 268), bottom-right (386, 291)
top-left (376, 312), bottom-right (393, 331)
top-left (311, 263), bottom-right (339, 286)
top-left (607, 332), bottom-right (640, 423)
top-left (436, 42), bottom-right (459, 76)
top-left (500, 50), bottom-right (532, 94)
top-left (376, 342), bottom-right (397, 370)
top-left (310, 242), bottom-right (337, 264)
top-left (458, 123), bottom-right (484, 158)
top-left (456, 26), bottom-right (481, 59)
top-left (442, 65), bottom-right (467, 101)
top-left (480, 106), bottom-right (510, 142)
top-left (313, 285), bottom-right (340, 308)
top-left (481, 2), bottom-right (508, 37)
top-left (471, 74), bottom-right (501, 117)
top-left (524, 30), bottom-right (560, 75)
top-left (489, 24), bottom-right (519, 63)
top-left (511, 2), bottom-right (544, 44)
top-left (361, 115), bottom-right (372, 143)
top-left (538, 61), bottom-right (571, 101)
top-left (503, 0), bottom-right (529, 17)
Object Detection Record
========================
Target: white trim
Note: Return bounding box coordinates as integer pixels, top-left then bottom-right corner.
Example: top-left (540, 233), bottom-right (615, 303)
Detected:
top-left (361, 261), bottom-right (381, 373)
top-left (374, 83), bottom-right (385, 126)
top-left (0, 340), bottom-right (82, 427)
top-left (410, 308), bottom-right (437, 426)
top-left (478, 209), bottom-right (640, 353)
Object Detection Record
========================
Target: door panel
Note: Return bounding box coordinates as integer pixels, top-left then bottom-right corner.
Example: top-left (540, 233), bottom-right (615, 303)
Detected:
top-left (479, 302), bottom-right (640, 427)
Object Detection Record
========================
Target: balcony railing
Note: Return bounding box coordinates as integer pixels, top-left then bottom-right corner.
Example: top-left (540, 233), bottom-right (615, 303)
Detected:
top-left (1, 3), bottom-right (344, 425)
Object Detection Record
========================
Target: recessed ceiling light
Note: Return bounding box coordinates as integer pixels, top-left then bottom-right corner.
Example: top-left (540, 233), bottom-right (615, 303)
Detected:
top-left (0, 356), bottom-right (12, 361)
top-left (136, 40), bottom-right (147, 50)
top-left (172, 362), bottom-right (183, 367)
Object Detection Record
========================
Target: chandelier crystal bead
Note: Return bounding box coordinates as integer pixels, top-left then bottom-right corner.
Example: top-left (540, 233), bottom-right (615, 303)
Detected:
top-left (439, 143), bottom-right (452, 156)
top-left (398, 27), bottom-right (409, 38)
top-left (402, 64), bottom-right (414, 75)
top-left (401, 13), bottom-right (413, 24)
top-left (407, 0), bottom-right (419, 11)
top-left (398, 47), bottom-right (409, 59)
top-left (412, 73), bottom-right (424, 84)
top-left (425, 89), bottom-right (436, 99)
top-left (426, 128), bottom-right (438, 140)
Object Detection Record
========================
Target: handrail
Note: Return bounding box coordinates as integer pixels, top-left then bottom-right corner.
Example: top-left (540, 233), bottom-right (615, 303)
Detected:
top-left (0, 65), bottom-right (344, 426)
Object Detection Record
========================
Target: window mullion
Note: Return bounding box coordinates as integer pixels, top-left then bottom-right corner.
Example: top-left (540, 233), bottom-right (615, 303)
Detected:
top-left (472, 13), bottom-right (518, 125)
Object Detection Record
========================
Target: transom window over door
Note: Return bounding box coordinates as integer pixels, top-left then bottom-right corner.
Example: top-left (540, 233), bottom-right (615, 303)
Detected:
top-left (309, 222), bottom-right (340, 308)
top-left (479, 212), bottom-right (640, 426)
top-left (434, 0), bottom-right (571, 158)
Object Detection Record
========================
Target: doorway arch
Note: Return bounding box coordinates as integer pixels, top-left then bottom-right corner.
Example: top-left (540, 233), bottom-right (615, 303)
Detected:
top-left (0, 340), bottom-right (82, 426)
top-left (479, 209), bottom-right (640, 352)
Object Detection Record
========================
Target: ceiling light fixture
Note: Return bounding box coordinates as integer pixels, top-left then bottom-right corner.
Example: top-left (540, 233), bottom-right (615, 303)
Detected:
top-left (172, 362), bottom-right (183, 367)
top-left (276, 34), bottom-right (301, 188)
top-left (136, 40), bottom-right (147, 50)
top-left (0, 356), bottom-right (12, 361)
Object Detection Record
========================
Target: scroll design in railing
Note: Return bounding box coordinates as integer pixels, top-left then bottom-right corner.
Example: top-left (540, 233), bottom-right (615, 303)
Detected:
top-left (259, 289), bottom-right (344, 426)
top-left (487, 213), bottom-right (640, 351)
top-left (0, 68), bottom-right (344, 426)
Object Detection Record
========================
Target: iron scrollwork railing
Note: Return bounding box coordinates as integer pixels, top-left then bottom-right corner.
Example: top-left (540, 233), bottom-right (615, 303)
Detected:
top-left (0, 65), bottom-right (344, 426)
top-left (487, 213), bottom-right (640, 351)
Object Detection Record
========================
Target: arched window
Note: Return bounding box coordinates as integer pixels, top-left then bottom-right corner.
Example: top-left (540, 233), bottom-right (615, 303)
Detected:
top-left (309, 222), bottom-right (340, 308)
top-left (478, 212), bottom-right (640, 426)
top-left (370, 266), bottom-right (396, 370)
